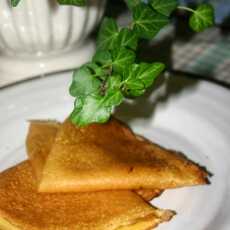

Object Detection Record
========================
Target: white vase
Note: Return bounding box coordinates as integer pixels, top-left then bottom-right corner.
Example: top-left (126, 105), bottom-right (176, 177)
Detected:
top-left (0, 0), bottom-right (105, 85)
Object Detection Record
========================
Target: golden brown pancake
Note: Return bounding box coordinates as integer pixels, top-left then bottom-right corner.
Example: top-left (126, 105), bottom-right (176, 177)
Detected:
top-left (135, 189), bottom-right (163, 202)
top-left (0, 161), bottom-right (174, 230)
top-left (26, 120), bottom-right (60, 182)
top-left (28, 118), bottom-right (208, 193)
top-left (26, 121), bottom-right (161, 201)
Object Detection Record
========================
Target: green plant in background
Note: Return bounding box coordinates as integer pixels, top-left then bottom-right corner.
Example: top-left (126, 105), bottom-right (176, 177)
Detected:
top-left (12, 0), bottom-right (215, 126)
top-left (11, 0), bottom-right (20, 7)
top-left (178, 4), bottom-right (215, 32)
top-left (11, 0), bottom-right (86, 6)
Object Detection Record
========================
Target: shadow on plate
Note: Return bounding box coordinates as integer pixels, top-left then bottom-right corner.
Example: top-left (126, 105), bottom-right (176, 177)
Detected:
top-left (115, 72), bottom-right (200, 123)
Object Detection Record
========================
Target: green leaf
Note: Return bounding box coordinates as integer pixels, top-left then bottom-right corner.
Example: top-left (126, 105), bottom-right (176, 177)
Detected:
top-left (115, 28), bottom-right (138, 50)
top-left (124, 79), bottom-right (145, 97)
top-left (97, 18), bottom-right (119, 51)
top-left (70, 95), bottom-right (112, 126)
top-left (57, 0), bottom-right (86, 6)
top-left (133, 3), bottom-right (169, 39)
top-left (103, 88), bottom-right (124, 107)
top-left (11, 0), bottom-right (21, 7)
top-left (150, 0), bottom-right (178, 16)
top-left (92, 50), bottom-right (112, 66)
top-left (107, 75), bottom-right (122, 90)
top-left (70, 82), bottom-right (123, 126)
top-left (125, 0), bottom-right (141, 10)
top-left (112, 47), bottom-right (136, 73)
top-left (123, 62), bottom-right (165, 97)
top-left (133, 62), bottom-right (165, 87)
top-left (189, 4), bottom-right (214, 32)
top-left (85, 63), bottom-right (107, 79)
top-left (69, 65), bottom-right (101, 97)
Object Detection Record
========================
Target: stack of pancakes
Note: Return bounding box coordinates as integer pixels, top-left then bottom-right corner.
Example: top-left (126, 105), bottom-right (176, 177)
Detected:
top-left (0, 118), bottom-right (209, 230)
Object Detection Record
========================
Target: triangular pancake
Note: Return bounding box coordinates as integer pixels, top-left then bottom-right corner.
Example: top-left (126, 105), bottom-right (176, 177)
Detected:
top-left (26, 120), bottom-right (60, 182)
top-left (0, 161), bottom-right (174, 230)
top-left (29, 117), bottom-right (208, 193)
top-left (26, 121), bottom-right (162, 201)
top-left (135, 189), bottom-right (162, 202)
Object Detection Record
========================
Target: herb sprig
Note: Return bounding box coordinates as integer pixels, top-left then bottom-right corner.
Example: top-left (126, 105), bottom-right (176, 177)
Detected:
top-left (69, 0), bottom-right (214, 126)
top-left (11, 0), bottom-right (86, 7)
top-left (12, 0), bottom-right (215, 126)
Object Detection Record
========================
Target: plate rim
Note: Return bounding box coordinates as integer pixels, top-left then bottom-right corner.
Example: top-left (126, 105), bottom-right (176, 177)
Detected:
top-left (1, 69), bottom-right (230, 230)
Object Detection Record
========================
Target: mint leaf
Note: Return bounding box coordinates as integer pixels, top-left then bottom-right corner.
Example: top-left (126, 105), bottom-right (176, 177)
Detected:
top-left (189, 4), bottom-right (214, 32)
top-left (57, 0), bottom-right (86, 6)
top-left (69, 65), bottom-right (101, 97)
top-left (123, 62), bottom-right (165, 97)
top-left (11, 0), bottom-right (21, 7)
top-left (92, 50), bottom-right (112, 66)
top-left (150, 0), bottom-right (178, 16)
top-left (112, 47), bottom-right (136, 73)
top-left (115, 28), bottom-right (138, 50)
top-left (133, 3), bottom-right (169, 39)
top-left (97, 18), bottom-right (119, 51)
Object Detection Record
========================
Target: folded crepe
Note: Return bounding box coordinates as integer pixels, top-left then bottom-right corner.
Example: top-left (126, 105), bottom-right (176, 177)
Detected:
top-left (135, 189), bottom-right (162, 202)
top-left (27, 117), bottom-right (208, 193)
top-left (26, 120), bottom-right (161, 201)
top-left (0, 161), bottom-right (174, 230)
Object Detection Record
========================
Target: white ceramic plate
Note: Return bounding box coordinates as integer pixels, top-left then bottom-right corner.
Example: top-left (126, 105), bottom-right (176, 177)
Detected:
top-left (0, 71), bottom-right (230, 230)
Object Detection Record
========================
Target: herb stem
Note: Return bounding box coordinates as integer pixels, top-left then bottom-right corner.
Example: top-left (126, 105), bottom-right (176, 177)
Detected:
top-left (177, 6), bottom-right (195, 13)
